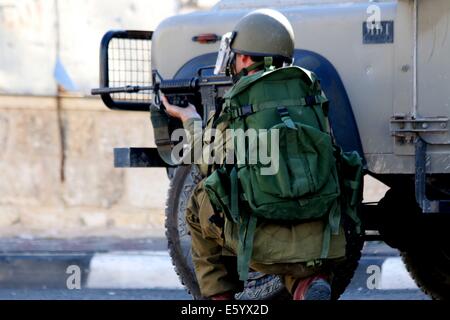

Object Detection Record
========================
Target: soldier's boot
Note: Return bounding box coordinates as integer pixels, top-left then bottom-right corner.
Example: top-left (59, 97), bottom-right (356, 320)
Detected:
top-left (293, 274), bottom-right (331, 300)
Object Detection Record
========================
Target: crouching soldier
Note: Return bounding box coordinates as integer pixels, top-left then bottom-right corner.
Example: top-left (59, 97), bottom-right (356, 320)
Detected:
top-left (162, 9), bottom-right (349, 300)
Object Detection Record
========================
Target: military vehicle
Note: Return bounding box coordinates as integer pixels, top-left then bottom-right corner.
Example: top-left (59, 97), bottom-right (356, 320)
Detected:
top-left (92, 0), bottom-right (450, 300)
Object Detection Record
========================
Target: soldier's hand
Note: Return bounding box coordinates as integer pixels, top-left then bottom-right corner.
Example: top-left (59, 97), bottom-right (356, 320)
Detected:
top-left (161, 95), bottom-right (201, 122)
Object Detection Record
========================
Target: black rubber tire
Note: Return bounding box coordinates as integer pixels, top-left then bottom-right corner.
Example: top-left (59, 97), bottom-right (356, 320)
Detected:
top-left (165, 165), bottom-right (363, 300)
top-left (165, 165), bottom-right (203, 299)
top-left (377, 187), bottom-right (450, 300)
top-left (402, 247), bottom-right (450, 300)
top-left (400, 212), bottom-right (450, 300)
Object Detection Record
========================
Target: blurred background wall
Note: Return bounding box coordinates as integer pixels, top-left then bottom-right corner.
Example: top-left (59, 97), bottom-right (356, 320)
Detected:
top-left (0, 0), bottom-right (219, 239)
top-left (0, 0), bottom-right (387, 240)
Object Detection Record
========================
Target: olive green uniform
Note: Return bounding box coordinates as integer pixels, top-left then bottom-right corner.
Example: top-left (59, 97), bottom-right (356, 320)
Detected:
top-left (183, 117), bottom-right (347, 298)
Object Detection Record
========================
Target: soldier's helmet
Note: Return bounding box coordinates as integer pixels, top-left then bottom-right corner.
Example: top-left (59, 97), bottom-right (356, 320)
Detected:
top-left (214, 8), bottom-right (295, 75)
top-left (232, 8), bottom-right (295, 63)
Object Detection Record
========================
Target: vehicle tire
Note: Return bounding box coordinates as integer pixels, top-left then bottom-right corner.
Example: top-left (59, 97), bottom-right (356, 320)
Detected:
top-left (378, 188), bottom-right (450, 300)
top-left (402, 247), bottom-right (450, 300)
top-left (400, 212), bottom-right (450, 300)
top-left (165, 165), bottom-right (203, 299)
top-left (166, 165), bottom-right (363, 300)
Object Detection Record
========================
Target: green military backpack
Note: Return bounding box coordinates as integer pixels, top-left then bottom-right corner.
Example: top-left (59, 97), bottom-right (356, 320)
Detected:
top-left (204, 65), bottom-right (363, 281)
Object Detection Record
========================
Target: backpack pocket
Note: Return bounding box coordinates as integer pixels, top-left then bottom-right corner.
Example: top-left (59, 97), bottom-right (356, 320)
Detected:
top-left (237, 121), bottom-right (340, 221)
top-left (335, 148), bottom-right (364, 233)
top-left (204, 166), bottom-right (233, 220)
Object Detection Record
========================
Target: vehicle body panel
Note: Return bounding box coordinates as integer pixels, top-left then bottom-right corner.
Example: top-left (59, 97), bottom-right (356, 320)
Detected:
top-left (151, 0), bottom-right (450, 174)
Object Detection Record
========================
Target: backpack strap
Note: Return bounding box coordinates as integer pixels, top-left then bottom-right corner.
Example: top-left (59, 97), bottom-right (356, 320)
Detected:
top-left (320, 199), bottom-right (341, 259)
top-left (227, 94), bottom-right (326, 120)
top-left (299, 94), bottom-right (327, 107)
top-left (237, 211), bottom-right (258, 281)
top-left (230, 166), bottom-right (240, 224)
top-left (230, 165), bottom-right (258, 282)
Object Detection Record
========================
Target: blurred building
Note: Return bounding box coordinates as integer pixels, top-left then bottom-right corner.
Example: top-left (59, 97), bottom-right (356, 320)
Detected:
top-left (0, 0), bottom-right (218, 239)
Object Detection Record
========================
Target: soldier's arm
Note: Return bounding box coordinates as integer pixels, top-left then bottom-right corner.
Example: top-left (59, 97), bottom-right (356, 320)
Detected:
top-left (161, 95), bottom-right (200, 122)
top-left (161, 95), bottom-right (203, 165)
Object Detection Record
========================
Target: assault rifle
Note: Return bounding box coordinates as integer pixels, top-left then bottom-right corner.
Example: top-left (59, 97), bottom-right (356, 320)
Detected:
top-left (91, 30), bottom-right (232, 167)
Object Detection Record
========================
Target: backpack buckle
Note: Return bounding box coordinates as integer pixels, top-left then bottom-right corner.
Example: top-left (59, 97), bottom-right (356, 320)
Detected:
top-left (305, 95), bottom-right (317, 106)
top-left (277, 106), bottom-right (297, 130)
top-left (240, 104), bottom-right (254, 117)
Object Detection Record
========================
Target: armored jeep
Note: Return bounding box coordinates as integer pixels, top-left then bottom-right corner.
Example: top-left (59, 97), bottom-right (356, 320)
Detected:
top-left (93, 0), bottom-right (450, 300)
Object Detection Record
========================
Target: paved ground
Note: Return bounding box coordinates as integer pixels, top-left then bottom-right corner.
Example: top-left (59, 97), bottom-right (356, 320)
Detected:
top-left (0, 238), bottom-right (432, 300)
top-left (0, 288), bottom-right (192, 300)
top-left (0, 288), bottom-right (429, 300)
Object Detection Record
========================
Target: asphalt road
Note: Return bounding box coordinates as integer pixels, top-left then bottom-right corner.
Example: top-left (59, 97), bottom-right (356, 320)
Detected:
top-left (0, 287), bottom-right (429, 300)
top-left (0, 240), bottom-right (433, 300)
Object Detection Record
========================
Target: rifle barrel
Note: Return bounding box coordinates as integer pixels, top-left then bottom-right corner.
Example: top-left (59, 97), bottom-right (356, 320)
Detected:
top-left (91, 85), bottom-right (153, 95)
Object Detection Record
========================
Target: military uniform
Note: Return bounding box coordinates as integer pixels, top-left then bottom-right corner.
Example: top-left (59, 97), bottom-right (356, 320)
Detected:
top-left (183, 117), bottom-right (347, 298)
top-left (172, 8), bottom-right (349, 299)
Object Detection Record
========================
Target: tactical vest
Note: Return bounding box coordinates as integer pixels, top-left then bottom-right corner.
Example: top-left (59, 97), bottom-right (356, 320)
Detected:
top-left (204, 66), bottom-right (363, 281)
